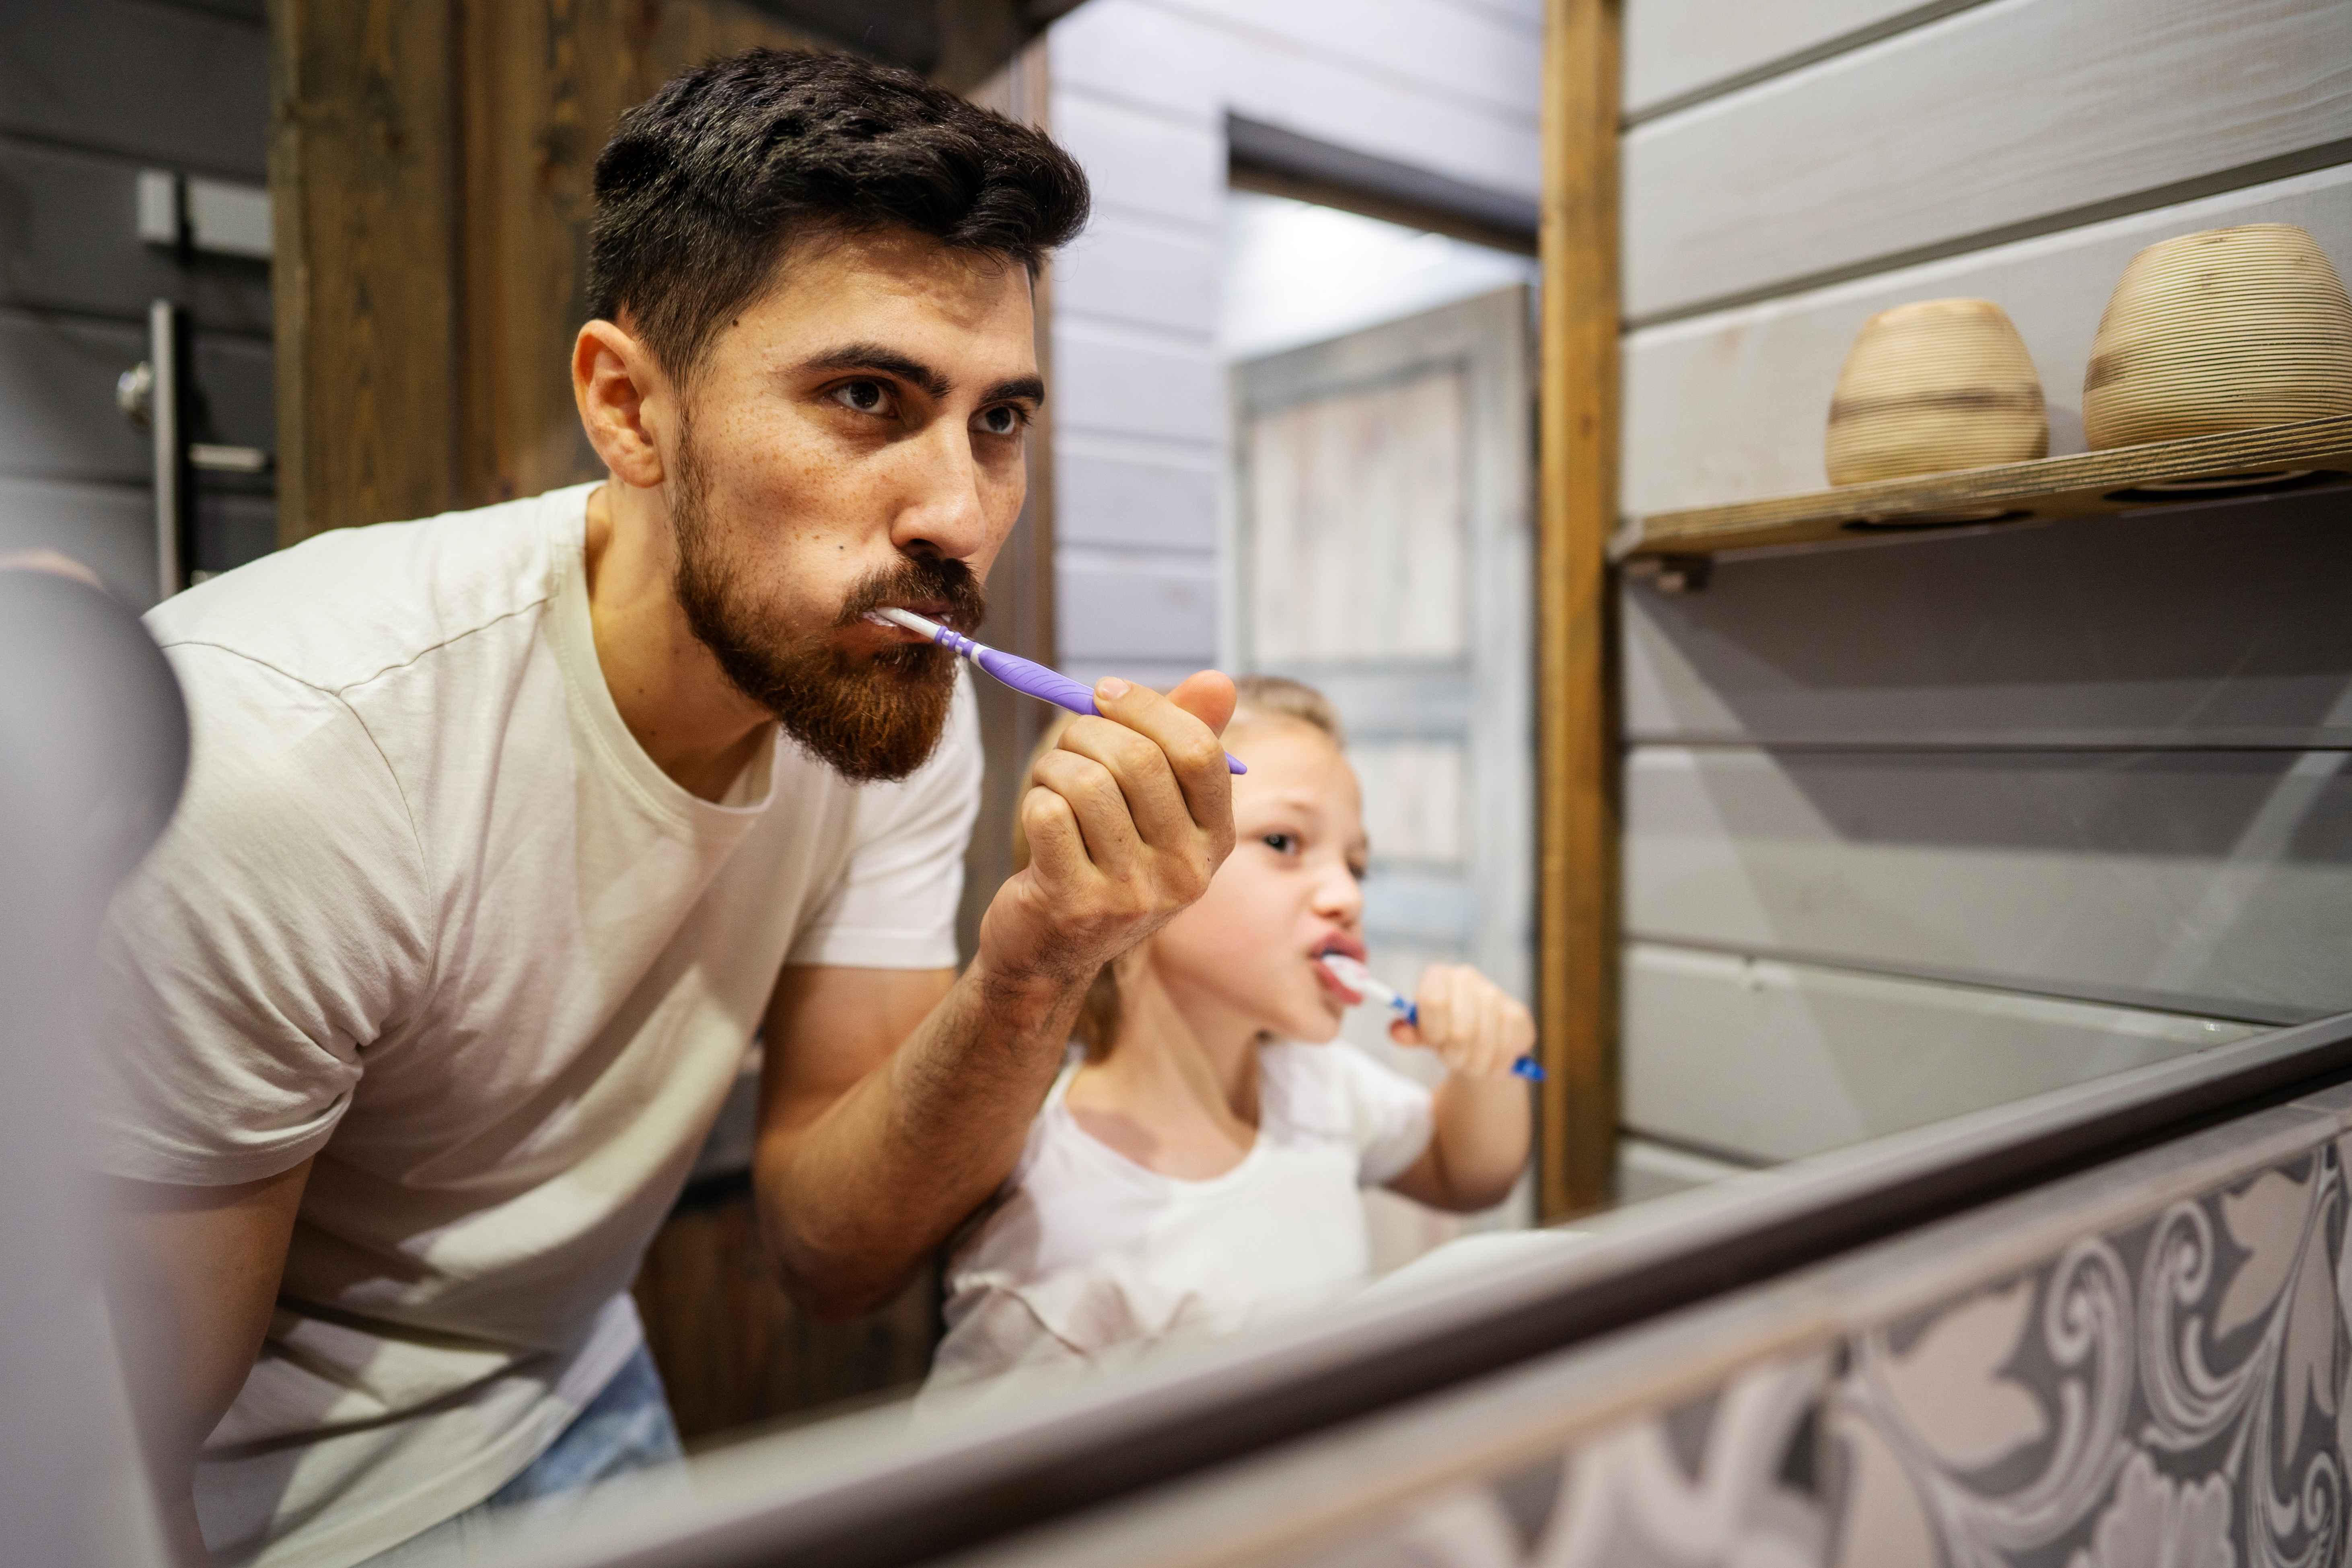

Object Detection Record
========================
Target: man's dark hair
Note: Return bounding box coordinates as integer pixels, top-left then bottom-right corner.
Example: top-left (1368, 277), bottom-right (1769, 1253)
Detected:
top-left (589, 49), bottom-right (1089, 380)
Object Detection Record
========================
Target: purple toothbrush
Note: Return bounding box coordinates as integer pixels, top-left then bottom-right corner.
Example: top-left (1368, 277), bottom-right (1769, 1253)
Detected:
top-left (866, 607), bottom-right (1247, 774)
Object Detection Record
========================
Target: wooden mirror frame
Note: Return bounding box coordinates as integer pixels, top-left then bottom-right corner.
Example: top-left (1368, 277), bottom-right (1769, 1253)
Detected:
top-left (1537, 0), bottom-right (1622, 1220)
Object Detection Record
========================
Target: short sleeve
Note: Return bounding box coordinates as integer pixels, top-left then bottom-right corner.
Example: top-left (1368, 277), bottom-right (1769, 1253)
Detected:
top-left (785, 675), bottom-right (982, 970)
top-left (91, 646), bottom-right (433, 1186)
top-left (1314, 1043), bottom-right (1437, 1187)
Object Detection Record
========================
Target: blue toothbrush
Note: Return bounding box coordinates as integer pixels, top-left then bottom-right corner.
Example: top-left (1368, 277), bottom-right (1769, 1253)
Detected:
top-left (1319, 953), bottom-right (1544, 1081)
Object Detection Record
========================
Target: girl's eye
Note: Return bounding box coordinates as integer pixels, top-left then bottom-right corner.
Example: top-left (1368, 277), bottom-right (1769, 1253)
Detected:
top-left (1261, 831), bottom-right (1298, 855)
top-left (1347, 861), bottom-right (1368, 883)
top-left (830, 380), bottom-right (893, 416)
top-left (976, 404), bottom-right (1027, 437)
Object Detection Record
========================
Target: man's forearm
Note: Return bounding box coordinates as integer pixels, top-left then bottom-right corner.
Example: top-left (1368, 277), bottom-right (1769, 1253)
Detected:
top-left (754, 955), bottom-right (1087, 1317)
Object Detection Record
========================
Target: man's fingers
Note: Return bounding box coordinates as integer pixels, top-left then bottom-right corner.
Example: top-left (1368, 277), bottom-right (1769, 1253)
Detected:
top-left (1091, 676), bottom-right (1235, 847)
top-left (1017, 785), bottom-right (1091, 886)
top-left (1164, 669), bottom-right (1238, 739)
top-left (1031, 749), bottom-right (1144, 872)
top-left (1054, 716), bottom-right (1194, 850)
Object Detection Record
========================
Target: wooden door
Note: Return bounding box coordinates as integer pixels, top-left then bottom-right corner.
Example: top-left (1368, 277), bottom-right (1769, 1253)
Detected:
top-left (1231, 284), bottom-right (1538, 1258)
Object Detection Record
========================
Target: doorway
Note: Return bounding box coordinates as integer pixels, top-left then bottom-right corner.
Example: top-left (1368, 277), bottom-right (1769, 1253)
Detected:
top-left (1225, 193), bottom-right (1539, 1265)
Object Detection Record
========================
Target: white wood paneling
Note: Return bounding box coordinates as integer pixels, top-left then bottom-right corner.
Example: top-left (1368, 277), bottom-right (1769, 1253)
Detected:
top-left (1056, 213), bottom-right (1220, 340)
top-left (1624, 942), bottom-right (2256, 1163)
top-left (1625, 0), bottom-right (1962, 118)
top-left (1623, 164), bottom-right (2352, 514)
top-left (1052, 318), bottom-right (1225, 444)
top-left (1055, 436), bottom-right (1220, 552)
top-left (1216, 40), bottom-right (1541, 205)
top-left (1622, 0), bottom-right (2352, 319)
top-left (1048, 0), bottom-right (1223, 123)
top-left (1056, 549), bottom-right (1219, 662)
top-left (1625, 746), bottom-right (2352, 1019)
top-left (1245, 365), bottom-right (1469, 663)
top-left (1048, 90), bottom-right (1225, 228)
top-left (1155, 0), bottom-right (1542, 123)
top-left (1617, 1135), bottom-right (1753, 1203)
top-left (1623, 489), bottom-right (2352, 748)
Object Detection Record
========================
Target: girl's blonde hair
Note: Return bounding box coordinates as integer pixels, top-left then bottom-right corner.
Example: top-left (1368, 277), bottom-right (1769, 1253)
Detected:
top-left (1008, 674), bottom-right (1343, 1060)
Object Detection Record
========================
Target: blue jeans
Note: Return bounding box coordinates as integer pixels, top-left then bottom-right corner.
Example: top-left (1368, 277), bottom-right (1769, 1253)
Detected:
top-left (359, 1345), bottom-right (684, 1565)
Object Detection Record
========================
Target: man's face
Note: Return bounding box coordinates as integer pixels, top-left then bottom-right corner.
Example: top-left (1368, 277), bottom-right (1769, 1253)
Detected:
top-left (664, 228), bottom-right (1041, 782)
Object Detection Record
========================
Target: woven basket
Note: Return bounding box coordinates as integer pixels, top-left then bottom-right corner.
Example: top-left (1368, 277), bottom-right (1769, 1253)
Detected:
top-left (2084, 224), bottom-right (2352, 449)
top-left (1825, 298), bottom-right (2048, 486)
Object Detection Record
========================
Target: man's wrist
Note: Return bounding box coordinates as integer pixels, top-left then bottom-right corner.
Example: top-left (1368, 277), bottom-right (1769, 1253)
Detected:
top-left (960, 948), bottom-right (1084, 1025)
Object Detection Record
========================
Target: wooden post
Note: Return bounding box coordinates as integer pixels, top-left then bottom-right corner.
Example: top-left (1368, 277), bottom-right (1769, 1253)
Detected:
top-left (269, 0), bottom-right (462, 544)
top-left (1536, 0), bottom-right (1622, 1221)
top-left (953, 39), bottom-right (1060, 963)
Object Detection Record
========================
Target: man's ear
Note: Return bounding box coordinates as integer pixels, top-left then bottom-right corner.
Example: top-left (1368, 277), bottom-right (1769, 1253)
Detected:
top-left (573, 320), bottom-right (668, 488)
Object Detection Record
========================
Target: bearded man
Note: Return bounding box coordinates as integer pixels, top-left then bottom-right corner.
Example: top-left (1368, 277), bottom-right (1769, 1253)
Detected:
top-left (95, 50), bottom-right (1238, 1568)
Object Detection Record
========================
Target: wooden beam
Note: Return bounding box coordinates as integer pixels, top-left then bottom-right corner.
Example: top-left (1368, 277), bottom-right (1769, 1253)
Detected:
top-left (453, 0), bottom-right (820, 511)
top-left (954, 38), bottom-right (1060, 963)
top-left (1536, 0), bottom-right (1622, 1220)
top-left (270, 0), bottom-right (461, 543)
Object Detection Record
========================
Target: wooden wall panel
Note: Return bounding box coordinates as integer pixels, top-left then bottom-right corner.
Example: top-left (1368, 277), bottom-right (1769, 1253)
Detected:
top-left (1536, 0), bottom-right (1622, 1218)
top-left (1167, 0), bottom-right (1542, 123)
top-left (1623, 941), bottom-right (2257, 1163)
top-left (454, 0), bottom-right (819, 510)
top-left (270, 0), bottom-right (460, 541)
top-left (0, 0), bottom-right (269, 178)
top-left (1622, 489), bottom-right (2352, 748)
top-left (1624, 0), bottom-right (1947, 119)
top-left (1625, 746), bottom-right (2352, 1022)
top-left (0, 141), bottom-right (274, 334)
top-left (1622, 163), bottom-right (2352, 514)
top-left (632, 1182), bottom-right (937, 1442)
top-left (1622, 0), bottom-right (2352, 320)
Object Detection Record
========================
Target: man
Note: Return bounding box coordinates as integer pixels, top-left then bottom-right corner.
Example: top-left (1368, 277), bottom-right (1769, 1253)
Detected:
top-left (96, 50), bottom-right (1238, 1568)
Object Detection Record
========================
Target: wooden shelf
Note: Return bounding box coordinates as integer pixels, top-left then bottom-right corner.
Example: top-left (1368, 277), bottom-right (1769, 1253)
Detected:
top-left (1611, 414), bottom-right (2352, 563)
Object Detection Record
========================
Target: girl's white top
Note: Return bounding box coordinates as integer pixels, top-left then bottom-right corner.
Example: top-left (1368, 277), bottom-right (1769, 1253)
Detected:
top-left (927, 1042), bottom-right (1435, 1401)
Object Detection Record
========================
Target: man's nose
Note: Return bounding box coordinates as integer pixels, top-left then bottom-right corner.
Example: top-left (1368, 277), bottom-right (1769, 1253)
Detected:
top-left (890, 422), bottom-right (991, 562)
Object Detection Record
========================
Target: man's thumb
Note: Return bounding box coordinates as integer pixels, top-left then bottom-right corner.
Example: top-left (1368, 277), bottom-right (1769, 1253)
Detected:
top-left (1166, 669), bottom-right (1238, 738)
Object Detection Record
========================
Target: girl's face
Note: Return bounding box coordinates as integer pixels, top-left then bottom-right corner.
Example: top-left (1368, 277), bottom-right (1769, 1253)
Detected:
top-left (1146, 717), bottom-right (1368, 1044)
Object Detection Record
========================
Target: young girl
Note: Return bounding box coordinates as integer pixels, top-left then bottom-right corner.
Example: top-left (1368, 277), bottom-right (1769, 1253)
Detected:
top-left (926, 676), bottom-right (1534, 1397)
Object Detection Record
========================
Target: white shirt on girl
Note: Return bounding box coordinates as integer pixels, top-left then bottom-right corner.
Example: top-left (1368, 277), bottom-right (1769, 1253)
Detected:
top-left (927, 1041), bottom-right (1435, 1397)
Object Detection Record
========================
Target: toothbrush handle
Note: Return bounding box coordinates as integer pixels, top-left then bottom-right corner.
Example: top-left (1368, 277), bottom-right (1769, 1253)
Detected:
top-left (969, 644), bottom-right (1248, 775)
top-left (1386, 993), bottom-right (1545, 1080)
top-left (971, 644), bottom-right (1098, 716)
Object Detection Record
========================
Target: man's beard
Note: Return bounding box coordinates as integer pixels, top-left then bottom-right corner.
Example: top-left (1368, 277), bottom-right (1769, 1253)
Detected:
top-left (669, 432), bottom-right (986, 784)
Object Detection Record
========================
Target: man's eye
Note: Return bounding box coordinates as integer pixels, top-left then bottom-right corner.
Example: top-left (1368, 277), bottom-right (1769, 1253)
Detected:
top-left (1262, 832), bottom-right (1297, 854)
top-left (830, 380), bottom-right (891, 416)
top-left (976, 404), bottom-right (1026, 437)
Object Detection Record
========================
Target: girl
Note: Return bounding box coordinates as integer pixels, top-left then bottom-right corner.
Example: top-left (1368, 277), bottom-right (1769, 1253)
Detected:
top-left (926, 676), bottom-right (1534, 1396)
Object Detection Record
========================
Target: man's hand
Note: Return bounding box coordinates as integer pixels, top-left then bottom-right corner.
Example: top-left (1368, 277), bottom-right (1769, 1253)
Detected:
top-left (753, 670), bottom-right (1237, 1318)
top-left (975, 671), bottom-right (1239, 992)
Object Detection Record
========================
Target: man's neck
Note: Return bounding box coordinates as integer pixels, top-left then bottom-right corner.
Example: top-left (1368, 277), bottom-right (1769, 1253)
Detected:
top-left (582, 480), bottom-right (774, 802)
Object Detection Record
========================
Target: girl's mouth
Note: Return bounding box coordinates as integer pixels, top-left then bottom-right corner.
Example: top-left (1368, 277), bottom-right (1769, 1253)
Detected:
top-left (1311, 952), bottom-right (1364, 1004)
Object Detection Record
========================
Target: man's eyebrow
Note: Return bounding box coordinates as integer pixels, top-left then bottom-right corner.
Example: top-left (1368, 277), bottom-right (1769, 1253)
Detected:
top-left (980, 375), bottom-right (1047, 407)
top-left (801, 343), bottom-right (950, 399)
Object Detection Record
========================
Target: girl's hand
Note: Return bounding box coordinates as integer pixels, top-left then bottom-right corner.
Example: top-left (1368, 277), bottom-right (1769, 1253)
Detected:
top-left (1391, 964), bottom-right (1534, 1080)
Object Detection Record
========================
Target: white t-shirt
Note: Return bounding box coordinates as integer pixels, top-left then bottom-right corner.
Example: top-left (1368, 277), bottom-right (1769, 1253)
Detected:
top-left (926, 1043), bottom-right (1434, 1399)
top-left (93, 482), bottom-right (980, 1568)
